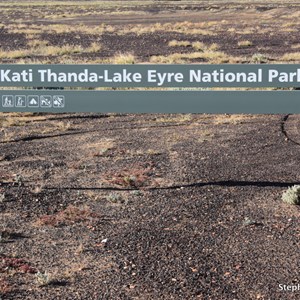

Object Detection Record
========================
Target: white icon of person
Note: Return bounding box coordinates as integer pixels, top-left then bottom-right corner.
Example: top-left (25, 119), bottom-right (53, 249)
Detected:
top-left (17, 98), bottom-right (23, 106)
top-left (4, 97), bottom-right (12, 106)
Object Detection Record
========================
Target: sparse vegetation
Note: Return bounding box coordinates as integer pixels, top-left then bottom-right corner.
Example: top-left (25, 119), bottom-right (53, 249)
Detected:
top-left (92, 145), bottom-right (118, 157)
top-left (35, 271), bottom-right (65, 287)
top-left (35, 205), bottom-right (99, 227)
top-left (191, 41), bottom-right (206, 51)
top-left (86, 42), bottom-right (102, 53)
top-left (168, 40), bottom-right (191, 47)
top-left (0, 42), bottom-right (102, 60)
top-left (1, 2), bottom-right (300, 299)
top-left (0, 4), bottom-right (297, 64)
top-left (106, 192), bottom-right (125, 203)
top-left (35, 271), bottom-right (53, 286)
top-left (0, 193), bottom-right (5, 203)
top-left (56, 121), bottom-right (71, 131)
top-left (291, 44), bottom-right (300, 49)
top-left (150, 50), bottom-right (232, 64)
top-left (237, 40), bottom-right (252, 47)
top-left (168, 41), bottom-right (219, 53)
top-left (251, 53), bottom-right (268, 63)
top-left (0, 44), bottom-right (82, 59)
top-left (213, 114), bottom-right (255, 125)
top-left (281, 52), bottom-right (300, 61)
top-left (155, 114), bottom-right (192, 123)
top-left (104, 165), bottom-right (153, 188)
top-left (41, 44), bottom-right (84, 56)
top-left (27, 39), bottom-right (49, 48)
top-left (282, 185), bottom-right (300, 205)
top-left (111, 52), bottom-right (136, 64)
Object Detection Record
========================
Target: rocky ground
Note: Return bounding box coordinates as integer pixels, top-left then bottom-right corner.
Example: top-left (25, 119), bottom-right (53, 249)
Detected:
top-left (0, 113), bottom-right (299, 299)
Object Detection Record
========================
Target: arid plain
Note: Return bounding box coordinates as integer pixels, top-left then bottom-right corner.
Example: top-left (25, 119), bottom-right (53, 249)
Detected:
top-left (1, 1), bottom-right (300, 299)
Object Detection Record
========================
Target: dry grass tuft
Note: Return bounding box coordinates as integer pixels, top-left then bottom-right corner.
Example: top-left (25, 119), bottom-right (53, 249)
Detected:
top-left (150, 50), bottom-right (230, 64)
top-left (291, 44), bottom-right (300, 49)
top-left (111, 52), bottom-right (136, 64)
top-left (213, 114), bottom-right (255, 125)
top-left (281, 52), bottom-right (300, 61)
top-left (0, 41), bottom-right (103, 60)
top-left (86, 42), bottom-right (101, 53)
top-left (103, 165), bottom-right (154, 188)
top-left (35, 205), bottom-right (99, 227)
top-left (155, 114), bottom-right (192, 123)
top-left (237, 40), bottom-right (253, 47)
top-left (191, 41), bottom-right (206, 51)
top-left (27, 39), bottom-right (49, 48)
top-left (41, 45), bottom-right (83, 56)
top-left (168, 40), bottom-right (191, 47)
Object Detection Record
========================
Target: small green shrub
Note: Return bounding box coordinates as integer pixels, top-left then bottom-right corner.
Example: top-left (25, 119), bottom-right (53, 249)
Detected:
top-left (107, 193), bottom-right (124, 203)
top-left (282, 185), bottom-right (300, 205)
top-left (35, 271), bottom-right (53, 286)
top-left (251, 53), bottom-right (267, 64)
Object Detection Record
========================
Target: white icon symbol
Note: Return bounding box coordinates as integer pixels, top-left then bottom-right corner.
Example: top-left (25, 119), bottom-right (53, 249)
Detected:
top-left (27, 95), bottom-right (39, 107)
top-left (30, 99), bottom-right (37, 105)
top-left (2, 95), bottom-right (14, 107)
top-left (40, 95), bottom-right (52, 107)
top-left (53, 95), bottom-right (65, 108)
top-left (15, 95), bottom-right (26, 107)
